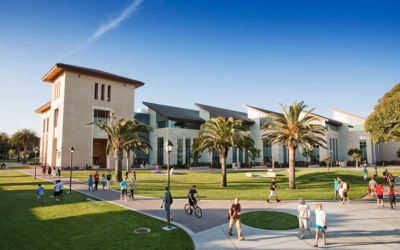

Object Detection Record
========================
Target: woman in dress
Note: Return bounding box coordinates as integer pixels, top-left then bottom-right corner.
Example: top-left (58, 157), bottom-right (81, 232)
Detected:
top-left (47, 166), bottom-right (52, 178)
top-left (41, 166), bottom-right (46, 178)
top-left (388, 185), bottom-right (396, 209)
top-left (52, 167), bottom-right (57, 177)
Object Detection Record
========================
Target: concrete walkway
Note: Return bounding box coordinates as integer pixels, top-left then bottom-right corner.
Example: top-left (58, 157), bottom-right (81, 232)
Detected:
top-left (18, 167), bottom-right (400, 249)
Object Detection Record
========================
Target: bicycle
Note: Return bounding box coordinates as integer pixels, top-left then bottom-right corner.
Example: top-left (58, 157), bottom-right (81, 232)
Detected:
top-left (184, 200), bottom-right (202, 218)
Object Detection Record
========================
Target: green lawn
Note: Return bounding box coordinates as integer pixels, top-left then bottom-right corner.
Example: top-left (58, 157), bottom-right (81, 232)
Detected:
top-left (0, 172), bottom-right (194, 250)
top-left (2, 158), bottom-right (35, 163)
top-left (66, 169), bottom-right (398, 201)
top-left (7, 165), bottom-right (32, 169)
top-left (241, 211), bottom-right (298, 230)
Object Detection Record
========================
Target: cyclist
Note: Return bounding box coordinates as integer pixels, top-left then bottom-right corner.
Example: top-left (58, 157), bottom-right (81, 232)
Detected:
top-left (188, 185), bottom-right (200, 215)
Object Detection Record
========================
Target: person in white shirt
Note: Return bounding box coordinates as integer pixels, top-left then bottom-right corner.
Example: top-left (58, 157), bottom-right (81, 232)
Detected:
top-left (373, 167), bottom-right (378, 179)
top-left (54, 180), bottom-right (61, 202)
top-left (59, 180), bottom-right (64, 199)
top-left (297, 197), bottom-right (311, 239)
top-left (313, 204), bottom-right (327, 247)
top-left (37, 184), bottom-right (45, 206)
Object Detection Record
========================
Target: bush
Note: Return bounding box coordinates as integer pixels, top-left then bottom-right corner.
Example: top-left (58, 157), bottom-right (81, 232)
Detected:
top-left (376, 161), bottom-right (390, 166)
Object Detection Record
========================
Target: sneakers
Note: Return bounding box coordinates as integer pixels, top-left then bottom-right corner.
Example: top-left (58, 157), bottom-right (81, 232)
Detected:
top-left (229, 233), bottom-right (233, 236)
top-left (125, 199), bottom-right (128, 201)
top-left (313, 244), bottom-right (318, 247)
top-left (347, 200), bottom-right (351, 203)
top-left (308, 231), bottom-right (311, 236)
top-left (300, 235), bottom-right (304, 240)
top-left (266, 199), bottom-right (270, 203)
top-left (382, 204), bottom-right (385, 207)
top-left (277, 199), bottom-right (281, 202)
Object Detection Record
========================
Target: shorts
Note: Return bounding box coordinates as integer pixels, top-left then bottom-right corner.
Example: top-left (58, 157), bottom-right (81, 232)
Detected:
top-left (107, 180), bottom-right (110, 185)
top-left (270, 190), bottom-right (277, 197)
top-left (389, 182), bottom-right (395, 186)
top-left (342, 191), bottom-right (347, 198)
top-left (164, 203), bottom-right (169, 216)
top-left (316, 225), bottom-right (326, 230)
top-left (59, 190), bottom-right (63, 194)
top-left (53, 191), bottom-right (60, 196)
top-left (189, 198), bottom-right (197, 206)
top-left (299, 218), bottom-right (309, 229)
top-left (377, 195), bottom-right (383, 199)
top-left (37, 195), bottom-right (43, 199)
top-left (121, 189), bottom-right (127, 195)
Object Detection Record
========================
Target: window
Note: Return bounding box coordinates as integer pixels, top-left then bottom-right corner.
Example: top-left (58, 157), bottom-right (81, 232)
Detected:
top-left (232, 148), bottom-right (237, 163)
top-left (94, 109), bottom-right (110, 123)
top-left (360, 139), bottom-right (367, 161)
top-left (326, 124), bottom-right (339, 132)
top-left (193, 138), bottom-right (198, 163)
top-left (107, 85), bottom-right (111, 101)
top-left (312, 145), bottom-right (320, 162)
top-left (54, 81), bottom-right (61, 100)
top-left (157, 137), bottom-right (164, 165)
top-left (156, 113), bottom-right (167, 128)
top-left (156, 112), bottom-right (200, 129)
top-left (239, 149), bottom-right (243, 163)
top-left (177, 138), bottom-right (183, 165)
top-left (245, 150), bottom-right (249, 163)
top-left (134, 112), bottom-right (150, 125)
top-left (101, 84), bottom-right (105, 100)
top-left (263, 140), bottom-right (272, 163)
top-left (283, 145), bottom-right (288, 163)
top-left (54, 109), bottom-right (59, 127)
top-left (260, 116), bottom-right (275, 129)
top-left (46, 118), bottom-right (49, 132)
top-left (335, 139), bottom-right (338, 161)
top-left (94, 83), bottom-right (98, 100)
top-left (210, 113), bottom-right (218, 119)
top-left (212, 149), bottom-right (220, 163)
top-left (43, 119), bottom-right (46, 133)
top-left (185, 138), bottom-right (191, 165)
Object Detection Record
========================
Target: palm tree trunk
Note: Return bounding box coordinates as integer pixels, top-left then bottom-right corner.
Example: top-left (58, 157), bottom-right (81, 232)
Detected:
top-left (114, 148), bottom-right (123, 182)
top-left (221, 156), bottom-right (227, 187)
top-left (16, 147), bottom-right (20, 162)
top-left (288, 146), bottom-right (296, 189)
top-left (126, 150), bottom-right (131, 172)
top-left (23, 145), bottom-right (28, 164)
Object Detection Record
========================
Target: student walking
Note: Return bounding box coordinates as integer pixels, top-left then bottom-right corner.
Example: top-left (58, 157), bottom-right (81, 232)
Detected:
top-left (57, 166), bottom-right (61, 177)
top-left (101, 174), bottom-right (106, 189)
top-left (52, 167), bottom-right (57, 177)
top-left (37, 184), bottom-right (45, 207)
top-left (120, 178), bottom-right (128, 201)
top-left (125, 171), bottom-right (129, 180)
top-left (373, 167), bottom-right (378, 179)
top-left (383, 169), bottom-right (389, 185)
top-left (41, 166), bottom-right (46, 178)
top-left (59, 180), bottom-right (64, 199)
top-left (363, 166), bottom-right (368, 180)
top-left (88, 175), bottom-right (94, 192)
top-left (267, 178), bottom-right (281, 202)
top-left (228, 197), bottom-right (245, 241)
top-left (161, 187), bottom-right (173, 221)
top-left (388, 174), bottom-right (396, 186)
top-left (388, 185), bottom-right (396, 209)
top-left (334, 177), bottom-right (339, 200)
top-left (106, 172), bottom-right (112, 189)
top-left (85, 163), bottom-right (88, 172)
top-left (94, 171), bottom-right (99, 190)
top-left (341, 180), bottom-right (350, 204)
top-left (297, 197), bottom-right (311, 239)
top-left (375, 182), bottom-right (384, 208)
top-left (133, 169), bottom-right (136, 181)
top-left (369, 177), bottom-right (377, 197)
top-left (313, 204), bottom-right (327, 247)
top-left (129, 179), bottom-right (136, 199)
top-left (54, 180), bottom-right (61, 202)
top-left (47, 166), bottom-right (52, 178)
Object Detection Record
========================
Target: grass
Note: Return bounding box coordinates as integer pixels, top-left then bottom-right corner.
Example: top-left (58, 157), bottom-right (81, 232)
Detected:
top-left (0, 172), bottom-right (194, 250)
top-left (2, 158), bottom-right (35, 163)
top-left (241, 211), bottom-right (298, 230)
top-left (7, 165), bottom-right (32, 169)
top-left (67, 168), bottom-right (399, 201)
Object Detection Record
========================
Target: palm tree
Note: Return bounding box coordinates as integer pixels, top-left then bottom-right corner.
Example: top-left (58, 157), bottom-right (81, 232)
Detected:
top-left (9, 131), bottom-right (22, 162)
top-left (192, 117), bottom-right (254, 187)
top-left (123, 120), bottom-right (153, 172)
top-left (261, 102), bottom-right (327, 189)
top-left (17, 129), bottom-right (40, 164)
top-left (86, 111), bottom-right (148, 182)
top-left (0, 132), bottom-right (10, 160)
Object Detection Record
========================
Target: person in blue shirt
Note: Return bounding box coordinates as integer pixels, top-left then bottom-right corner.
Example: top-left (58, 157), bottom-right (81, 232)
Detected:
top-left (37, 184), bottom-right (45, 206)
top-left (88, 175), bottom-right (94, 192)
top-left (334, 177), bottom-right (339, 200)
top-left (120, 178), bottom-right (128, 201)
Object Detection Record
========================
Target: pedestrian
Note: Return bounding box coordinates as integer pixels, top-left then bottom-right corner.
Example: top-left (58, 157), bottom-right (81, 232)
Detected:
top-left (52, 167), bottom-right (57, 177)
top-left (129, 178), bottom-right (136, 199)
top-left (106, 172), bottom-right (112, 189)
top-left (297, 197), bottom-right (311, 239)
top-left (85, 163), bottom-right (88, 172)
top-left (37, 183), bottom-right (45, 206)
top-left (54, 180), bottom-right (61, 202)
top-left (161, 187), bottom-right (173, 221)
top-left (59, 180), bottom-right (64, 199)
top-left (267, 178), bottom-right (281, 202)
top-left (88, 175), bottom-right (94, 192)
top-left (42, 166), bottom-right (46, 178)
top-left (369, 177), bottom-right (377, 197)
top-left (94, 171), bottom-right (99, 190)
top-left (228, 197), bottom-right (245, 241)
top-left (272, 162), bottom-right (275, 170)
top-left (363, 165), bottom-right (368, 180)
top-left (101, 174), bottom-right (106, 190)
top-left (334, 177), bottom-right (339, 200)
top-left (57, 166), bottom-right (61, 177)
top-left (125, 171), bottom-right (129, 180)
top-left (375, 182), bottom-right (384, 208)
top-left (373, 167), bottom-right (378, 179)
top-left (120, 178), bottom-right (128, 201)
top-left (133, 169), bottom-right (136, 181)
top-left (313, 204), bottom-right (327, 247)
top-left (383, 169), bottom-right (389, 185)
top-left (340, 180), bottom-right (350, 204)
top-left (47, 166), bottom-right (52, 178)
top-left (388, 185), bottom-right (396, 209)
top-left (337, 177), bottom-right (343, 200)
top-left (388, 174), bottom-right (396, 186)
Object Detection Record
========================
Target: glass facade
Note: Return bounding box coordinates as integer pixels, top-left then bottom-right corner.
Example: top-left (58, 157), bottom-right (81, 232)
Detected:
top-left (93, 109), bottom-right (110, 123)
top-left (263, 141), bottom-right (272, 163)
top-left (349, 116), bottom-right (365, 131)
top-left (156, 112), bottom-right (201, 129)
top-left (326, 124), bottom-right (339, 132)
top-left (134, 112), bottom-right (150, 125)
top-left (312, 145), bottom-right (320, 162)
top-left (260, 116), bottom-right (275, 129)
top-left (360, 139), bottom-right (367, 161)
top-left (283, 146), bottom-right (288, 163)
top-left (232, 148), bottom-right (237, 163)
top-left (134, 112), bottom-right (150, 166)
top-left (157, 137), bottom-right (164, 165)
top-left (185, 138), bottom-right (191, 165)
top-left (335, 139), bottom-right (338, 161)
top-left (210, 113), bottom-right (218, 119)
top-left (177, 137), bottom-right (183, 165)
top-left (239, 149), bottom-right (243, 163)
top-left (245, 150), bottom-right (249, 163)
top-left (212, 149), bottom-right (220, 163)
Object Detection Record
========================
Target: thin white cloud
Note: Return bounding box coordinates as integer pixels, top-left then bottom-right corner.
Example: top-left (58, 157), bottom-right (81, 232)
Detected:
top-left (69, 0), bottom-right (144, 55)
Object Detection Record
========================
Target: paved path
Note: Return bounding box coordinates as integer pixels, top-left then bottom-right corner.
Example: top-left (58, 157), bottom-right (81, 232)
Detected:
top-left (19, 167), bottom-right (400, 249)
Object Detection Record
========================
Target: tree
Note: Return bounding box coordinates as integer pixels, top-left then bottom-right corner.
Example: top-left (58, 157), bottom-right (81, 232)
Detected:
top-left (261, 101), bottom-right (328, 189)
top-left (9, 132), bottom-right (23, 162)
top-left (323, 155), bottom-right (332, 175)
top-left (397, 148), bottom-right (400, 158)
top-left (248, 147), bottom-right (261, 169)
top-left (0, 132), bottom-right (11, 160)
top-left (347, 148), bottom-right (363, 169)
top-left (87, 111), bottom-right (142, 182)
top-left (14, 129), bottom-right (39, 164)
top-left (190, 151), bottom-right (201, 166)
top-left (192, 117), bottom-right (254, 187)
top-left (123, 120), bottom-right (153, 172)
top-left (302, 148), bottom-right (314, 162)
top-left (365, 83), bottom-right (400, 144)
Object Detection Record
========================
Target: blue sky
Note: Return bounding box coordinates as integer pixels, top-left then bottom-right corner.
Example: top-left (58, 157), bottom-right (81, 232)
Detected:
top-left (1, 0), bottom-right (399, 134)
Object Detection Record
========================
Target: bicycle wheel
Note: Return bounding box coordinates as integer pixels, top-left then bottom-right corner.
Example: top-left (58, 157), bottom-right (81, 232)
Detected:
top-left (184, 204), bottom-right (191, 215)
top-left (195, 206), bottom-right (202, 218)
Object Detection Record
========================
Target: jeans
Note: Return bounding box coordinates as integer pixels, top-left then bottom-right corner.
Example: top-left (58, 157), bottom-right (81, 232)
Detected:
top-left (88, 184), bottom-right (93, 191)
top-left (134, 175), bottom-right (136, 181)
top-left (228, 218), bottom-right (243, 239)
top-left (335, 189), bottom-right (338, 200)
top-left (94, 181), bottom-right (98, 190)
top-left (58, 172), bottom-right (61, 177)
top-left (130, 189), bottom-right (134, 198)
top-left (102, 181), bottom-right (106, 188)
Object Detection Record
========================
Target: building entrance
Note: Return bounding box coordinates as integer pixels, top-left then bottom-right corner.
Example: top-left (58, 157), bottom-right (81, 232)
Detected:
top-left (93, 139), bottom-right (107, 168)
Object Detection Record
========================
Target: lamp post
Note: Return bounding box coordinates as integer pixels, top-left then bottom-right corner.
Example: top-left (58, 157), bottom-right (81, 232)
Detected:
top-left (34, 147), bottom-right (38, 179)
top-left (68, 147), bottom-right (74, 193)
top-left (163, 140), bottom-right (175, 230)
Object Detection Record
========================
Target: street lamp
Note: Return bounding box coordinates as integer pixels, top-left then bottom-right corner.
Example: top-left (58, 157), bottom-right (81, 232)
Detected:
top-left (68, 147), bottom-right (74, 193)
top-left (34, 147), bottom-right (38, 179)
top-left (163, 140), bottom-right (175, 230)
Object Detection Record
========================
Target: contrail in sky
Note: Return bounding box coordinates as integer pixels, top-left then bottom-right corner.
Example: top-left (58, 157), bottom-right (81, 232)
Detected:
top-left (69, 0), bottom-right (144, 55)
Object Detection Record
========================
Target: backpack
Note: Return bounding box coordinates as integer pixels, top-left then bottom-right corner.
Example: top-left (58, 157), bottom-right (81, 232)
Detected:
top-left (347, 183), bottom-right (350, 191)
top-left (166, 192), bottom-right (173, 204)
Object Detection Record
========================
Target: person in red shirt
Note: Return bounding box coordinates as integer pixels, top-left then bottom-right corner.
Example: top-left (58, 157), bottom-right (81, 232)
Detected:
top-left (133, 169), bottom-right (136, 181)
top-left (93, 171), bottom-right (100, 191)
top-left (375, 182), bottom-right (384, 208)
